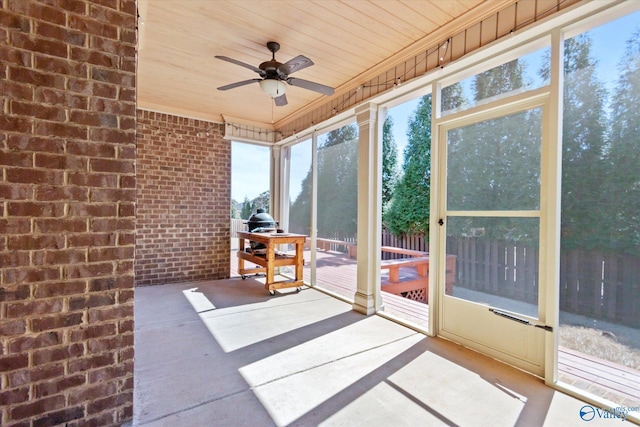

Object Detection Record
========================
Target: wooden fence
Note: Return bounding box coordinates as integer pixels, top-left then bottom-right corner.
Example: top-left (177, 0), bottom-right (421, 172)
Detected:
top-left (447, 236), bottom-right (640, 328)
top-left (231, 223), bottom-right (639, 327)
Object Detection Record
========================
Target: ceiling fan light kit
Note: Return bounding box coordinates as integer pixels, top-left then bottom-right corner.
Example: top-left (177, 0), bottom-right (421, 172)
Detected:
top-left (216, 41), bottom-right (334, 106)
top-left (259, 79), bottom-right (287, 97)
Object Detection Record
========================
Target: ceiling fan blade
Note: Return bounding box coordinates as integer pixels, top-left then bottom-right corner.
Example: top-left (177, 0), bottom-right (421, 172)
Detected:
top-left (278, 55), bottom-right (313, 77)
top-left (215, 56), bottom-right (265, 76)
top-left (274, 94), bottom-right (288, 106)
top-left (287, 77), bottom-right (335, 96)
top-left (217, 79), bottom-right (261, 91)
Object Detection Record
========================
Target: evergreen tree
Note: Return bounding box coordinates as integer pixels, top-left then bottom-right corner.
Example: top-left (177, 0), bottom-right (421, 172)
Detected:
top-left (289, 124), bottom-right (359, 238)
top-left (540, 34), bottom-right (609, 250)
top-left (252, 191), bottom-right (270, 214)
top-left (606, 30), bottom-right (640, 254)
top-left (240, 196), bottom-right (253, 220)
top-left (230, 199), bottom-right (240, 219)
top-left (382, 115), bottom-right (399, 217)
top-left (316, 124), bottom-right (359, 237)
top-left (384, 95), bottom-right (432, 235)
top-left (448, 59), bottom-right (540, 240)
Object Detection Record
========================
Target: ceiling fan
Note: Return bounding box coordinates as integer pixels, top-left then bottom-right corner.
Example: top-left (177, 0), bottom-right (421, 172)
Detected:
top-left (215, 41), bottom-right (335, 106)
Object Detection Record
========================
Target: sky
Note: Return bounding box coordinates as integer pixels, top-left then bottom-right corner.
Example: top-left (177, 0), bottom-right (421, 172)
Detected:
top-left (231, 10), bottom-right (639, 203)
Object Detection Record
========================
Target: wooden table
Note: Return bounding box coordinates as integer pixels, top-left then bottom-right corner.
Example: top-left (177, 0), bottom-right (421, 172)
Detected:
top-left (236, 231), bottom-right (307, 295)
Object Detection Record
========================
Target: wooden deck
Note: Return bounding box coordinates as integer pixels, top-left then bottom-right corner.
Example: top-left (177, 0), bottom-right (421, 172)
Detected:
top-left (229, 248), bottom-right (640, 408)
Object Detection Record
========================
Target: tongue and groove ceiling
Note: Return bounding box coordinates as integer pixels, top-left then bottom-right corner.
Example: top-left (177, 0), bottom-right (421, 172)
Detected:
top-left (137, 0), bottom-right (518, 131)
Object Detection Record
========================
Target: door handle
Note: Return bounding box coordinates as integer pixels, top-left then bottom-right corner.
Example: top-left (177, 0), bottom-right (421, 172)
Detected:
top-left (489, 308), bottom-right (553, 332)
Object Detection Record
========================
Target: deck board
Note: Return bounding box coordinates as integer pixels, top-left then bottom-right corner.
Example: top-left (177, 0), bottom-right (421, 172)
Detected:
top-left (229, 248), bottom-right (640, 407)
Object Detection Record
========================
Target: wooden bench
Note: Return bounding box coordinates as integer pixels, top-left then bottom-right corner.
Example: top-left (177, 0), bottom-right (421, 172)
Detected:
top-left (316, 237), bottom-right (357, 258)
top-left (380, 248), bottom-right (457, 303)
top-left (381, 256), bottom-right (430, 302)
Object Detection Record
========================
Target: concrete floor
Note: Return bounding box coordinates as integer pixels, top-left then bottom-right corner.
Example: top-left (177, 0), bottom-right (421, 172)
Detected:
top-left (131, 277), bottom-right (632, 426)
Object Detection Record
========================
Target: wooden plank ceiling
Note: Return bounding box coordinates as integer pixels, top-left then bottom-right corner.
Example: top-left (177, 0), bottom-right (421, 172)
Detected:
top-left (137, 0), bottom-right (515, 130)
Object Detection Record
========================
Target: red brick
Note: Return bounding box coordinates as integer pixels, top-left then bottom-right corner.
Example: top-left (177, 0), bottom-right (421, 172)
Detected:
top-left (0, 284), bottom-right (30, 302)
top-left (8, 331), bottom-right (61, 353)
top-left (68, 293), bottom-right (115, 310)
top-left (31, 312), bottom-right (84, 332)
top-left (35, 20), bottom-right (86, 46)
top-left (33, 406), bottom-right (85, 427)
top-left (8, 1), bottom-right (66, 25)
top-left (69, 15), bottom-right (117, 39)
top-left (70, 323), bottom-right (116, 341)
top-left (89, 35), bottom-right (134, 57)
top-left (87, 360), bottom-right (131, 384)
top-left (70, 46), bottom-right (117, 67)
top-left (70, 110), bottom-right (118, 128)
top-left (0, 150), bottom-right (32, 167)
top-left (89, 246), bottom-right (133, 262)
top-left (33, 281), bottom-right (86, 299)
top-left (67, 232), bottom-right (117, 248)
top-left (4, 267), bottom-right (61, 285)
top-left (89, 127), bottom-right (134, 144)
top-left (35, 120), bottom-right (88, 140)
top-left (35, 153), bottom-right (88, 170)
top-left (90, 189), bottom-right (135, 203)
top-left (0, 114), bottom-right (33, 133)
top-left (6, 299), bottom-right (64, 319)
top-left (67, 140), bottom-right (117, 157)
top-left (34, 54), bottom-right (88, 77)
top-left (11, 32), bottom-right (67, 58)
top-left (68, 202), bottom-right (116, 217)
top-left (0, 80), bottom-right (34, 100)
top-left (68, 381), bottom-right (117, 405)
top-left (0, 218), bottom-right (32, 234)
top-left (0, 319), bottom-right (27, 336)
top-left (0, 353), bottom-right (29, 372)
top-left (32, 343), bottom-right (84, 366)
top-left (7, 134), bottom-right (65, 153)
top-left (7, 168), bottom-right (65, 185)
top-left (0, 9), bottom-right (31, 32)
top-left (87, 335), bottom-right (132, 356)
top-left (68, 353), bottom-right (115, 374)
top-left (88, 303), bottom-right (132, 322)
top-left (32, 248), bottom-right (87, 265)
top-left (68, 172), bottom-right (120, 188)
top-left (7, 201), bottom-right (66, 217)
top-left (0, 386), bottom-right (30, 405)
top-left (9, 66), bottom-right (66, 89)
top-left (34, 218), bottom-right (88, 233)
top-left (118, 202), bottom-right (135, 217)
top-left (10, 395), bottom-right (66, 421)
top-left (35, 185), bottom-right (89, 202)
top-left (34, 374), bottom-right (86, 399)
top-left (0, 249), bottom-right (30, 266)
top-left (0, 44), bottom-right (33, 66)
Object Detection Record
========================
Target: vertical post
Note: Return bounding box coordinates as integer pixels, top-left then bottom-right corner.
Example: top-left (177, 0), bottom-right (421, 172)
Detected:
top-left (542, 28), bottom-right (564, 386)
top-left (270, 145), bottom-right (283, 223)
top-left (352, 103), bottom-right (382, 315)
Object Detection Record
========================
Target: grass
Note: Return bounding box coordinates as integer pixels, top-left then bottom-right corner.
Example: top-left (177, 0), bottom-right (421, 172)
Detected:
top-left (559, 324), bottom-right (640, 370)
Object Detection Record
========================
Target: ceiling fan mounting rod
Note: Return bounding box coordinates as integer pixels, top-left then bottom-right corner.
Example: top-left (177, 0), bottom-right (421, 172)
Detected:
top-left (266, 41), bottom-right (280, 59)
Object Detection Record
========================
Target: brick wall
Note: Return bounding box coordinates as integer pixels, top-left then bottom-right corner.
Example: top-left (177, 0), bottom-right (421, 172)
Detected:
top-left (135, 110), bottom-right (230, 286)
top-left (1, 1), bottom-right (136, 426)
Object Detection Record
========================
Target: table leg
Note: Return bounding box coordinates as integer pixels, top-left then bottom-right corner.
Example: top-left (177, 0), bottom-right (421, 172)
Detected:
top-left (295, 240), bottom-right (303, 280)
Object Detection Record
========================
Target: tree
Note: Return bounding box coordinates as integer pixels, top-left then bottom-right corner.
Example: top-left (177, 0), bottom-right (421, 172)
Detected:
top-left (230, 198), bottom-right (240, 219)
top-left (605, 29), bottom-right (640, 254)
top-left (252, 191), bottom-right (270, 214)
top-left (539, 34), bottom-right (609, 250)
top-left (289, 124), bottom-right (359, 238)
top-left (384, 95), bottom-right (432, 235)
top-left (316, 124), bottom-right (359, 237)
top-left (382, 115), bottom-right (399, 217)
top-left (447, 59), bottom-right (542, 241)
top-left (240, 196), bottom-right (253, 220)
